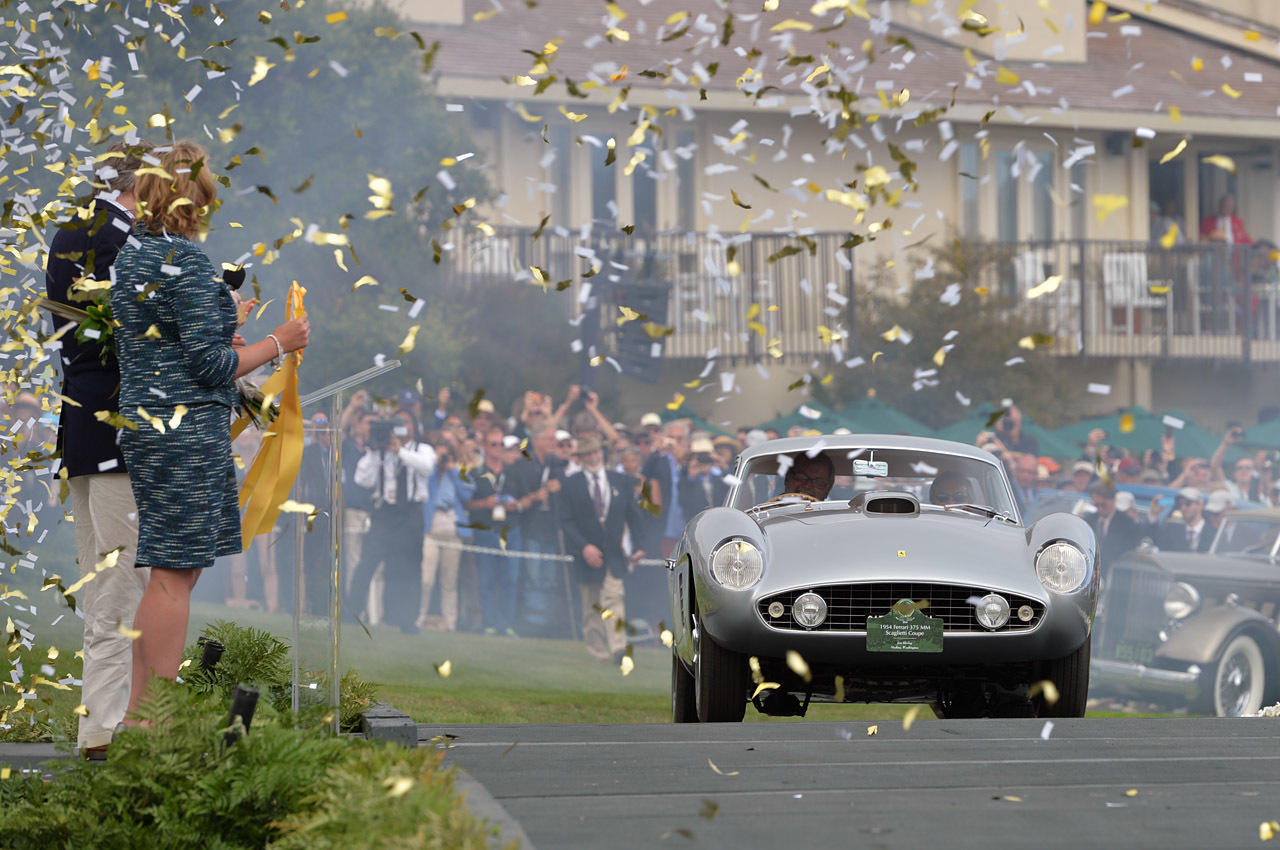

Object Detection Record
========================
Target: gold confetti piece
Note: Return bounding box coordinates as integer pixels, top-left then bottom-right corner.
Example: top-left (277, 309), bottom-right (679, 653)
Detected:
top-left (1191, 57), bottom-right (1204, 72)
top-left (786, 650), bottom-right (812, 682)
top-left (249, 57), bottom-right (275, 87)
top-left (117, 623), bottom-right (142, 640)
top-left (881, 324), bottom-right (904, 342)
top-left (1159, 224), bottom-right (1180, 250)
top-left (867, 725), bottom-right (878, 736)
top-left (168, 405), bottom-right (188, 430)
top-left (707, 758), bottom-right (739, 776)
top-left (47, 647), bottom-right (59, 661)
top-left (278, 499), bottom-right (317, 514)
top-left (1000, 795), bottom-right (1023, 802)
top-left (1030, 679), bottom-right (1061, 705)
top-left (1119, 413), bottom-right (1136, 434)
top-left (353, 275), bottom-right (379, 290)
top-left (660, 629), bottom-right (674, 647)
top-left (666, 393), bottom-right (685, 411)
top-left (617, 306), bottom-right (641, 325)
top-left (1222, 83), bottom-right (1242, 99)
top-left (1125, 789), bottom-right (1138, 797)
top-left (434, 660), bottom-right (452, 678)
top-left (995, 67), bottom-right (1021, 85)
top-left (1244, 30), bottom-right (1262, 42)
top-left (1160, 139), bottom-right (1187, 165)
top-left (0, 768), bottom-right (9, 780)
top-left (620, 655), bottom-right (634, 676)
top-left (1087, 1), bottom-right (1107, 25)
top-left (1092, 194), bottom-right (1129, 224)
top-left (750, 682), bottom-right (780, 700)
top-left (1262, 821), bottom-right (1279, 842)
top-left (666, 10), bottom-right (690, 24)
top-left (1169, 105), bottom-right (1182, 122)
top-left (558, 106), bottom-right (587, 122)
top-left (771, 19), bottom-right (814, 32)
top-left (144, 324), bottom-right (162, 340)
top-left (903, 704), bottom-right (922, 731)
top-left (73, 704), bottom-right (88, 717)
top-left (513, 103), bottom-right (543, 123)
top-left (383, 776), bottom-right (414, 797)
top-left (325, 10), bottom-right (347, 23)
top-left (1026, 275), bottom-right (1063, 300)
top-left (1202, 154), bottom-right (1236, 174)
top-left (397, 325), bottom-right (420, 355)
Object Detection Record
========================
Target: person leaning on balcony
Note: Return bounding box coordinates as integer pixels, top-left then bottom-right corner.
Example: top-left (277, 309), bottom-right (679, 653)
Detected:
top-left (1200, 194), bottom-right (1252, 246)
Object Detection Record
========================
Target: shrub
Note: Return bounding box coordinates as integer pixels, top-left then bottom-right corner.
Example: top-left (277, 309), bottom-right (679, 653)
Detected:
top-left (0, 680), bottom-right (496, 849)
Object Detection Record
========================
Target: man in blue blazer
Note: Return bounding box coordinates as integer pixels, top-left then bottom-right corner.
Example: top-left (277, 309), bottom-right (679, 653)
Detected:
top-left (560, 434), bottom-right (649, 663)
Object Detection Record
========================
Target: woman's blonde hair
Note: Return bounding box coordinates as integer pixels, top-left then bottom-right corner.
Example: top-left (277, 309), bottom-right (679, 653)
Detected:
top-left (135, 140), bottom-right (218, 237)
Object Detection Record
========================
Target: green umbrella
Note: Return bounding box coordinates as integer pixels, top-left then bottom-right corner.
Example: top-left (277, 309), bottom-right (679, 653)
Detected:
top-left (1242, 418), bottom-right (1280, 450)
top-left (835, 396), bottom-right (934, 437)
top-left (938, 405), bottom-right (1079, 459)
top-left (753, 401), bottom-right (847, 435)
top-left (1051, 407), bottom-right (1239, 462)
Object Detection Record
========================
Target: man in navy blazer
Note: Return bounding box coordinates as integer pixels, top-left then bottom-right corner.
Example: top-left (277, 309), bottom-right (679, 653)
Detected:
top-left (560, 434), bottom-right (649, 663)
top-left (45, 141), bottom-right (152, 759)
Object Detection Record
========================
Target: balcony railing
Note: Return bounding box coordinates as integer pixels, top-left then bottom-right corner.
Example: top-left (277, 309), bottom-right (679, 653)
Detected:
top-left (440, 228), bottom-right (1280, 366)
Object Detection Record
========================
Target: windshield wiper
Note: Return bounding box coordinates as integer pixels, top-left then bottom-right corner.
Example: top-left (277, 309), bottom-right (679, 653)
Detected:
top-left (942, 503), bottom-right (1016, 524)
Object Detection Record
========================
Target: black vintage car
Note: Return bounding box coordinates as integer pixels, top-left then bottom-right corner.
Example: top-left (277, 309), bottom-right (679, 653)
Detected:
top-left (1091, 509), bottom-right (1280, 716)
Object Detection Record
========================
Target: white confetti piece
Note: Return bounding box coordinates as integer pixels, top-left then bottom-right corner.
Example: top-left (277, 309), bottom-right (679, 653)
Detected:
top-left (1087, 383), bottom-right (1112, 395)
top-left (1040, 720), bottom-right (1054, 740)
top-left (1161, 414), bottom-right (1185, 430)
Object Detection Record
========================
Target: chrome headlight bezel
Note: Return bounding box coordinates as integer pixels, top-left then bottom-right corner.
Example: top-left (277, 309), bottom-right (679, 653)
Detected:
top-left (709, 539), bottom-right (764, 590)
top-left (1035, 540), bottom-right (1090, 594)
top-left (1163, 581), bottom-right (1201, 620)
top-left (975, 593), bottom-right (1011, 630)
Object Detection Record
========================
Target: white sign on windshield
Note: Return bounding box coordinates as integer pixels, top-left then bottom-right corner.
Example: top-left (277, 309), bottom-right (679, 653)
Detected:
top-left (853, 459), bottom-right (889, 477)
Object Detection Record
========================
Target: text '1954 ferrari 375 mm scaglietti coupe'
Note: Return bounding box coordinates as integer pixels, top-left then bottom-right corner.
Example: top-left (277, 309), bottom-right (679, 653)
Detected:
top-left (667, 435), bottom-right (1098, 721)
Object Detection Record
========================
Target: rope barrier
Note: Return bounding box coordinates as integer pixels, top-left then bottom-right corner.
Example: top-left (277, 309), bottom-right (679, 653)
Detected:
top-left (425, 536), bottom-right (668, 567)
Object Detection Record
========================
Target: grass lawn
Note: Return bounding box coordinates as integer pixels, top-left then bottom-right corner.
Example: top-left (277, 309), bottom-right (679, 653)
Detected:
top-left (4, 598), bottom-right (1168, 741)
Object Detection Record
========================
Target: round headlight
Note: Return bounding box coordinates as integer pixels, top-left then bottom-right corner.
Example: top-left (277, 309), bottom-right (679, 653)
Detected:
top-left (1163, 582), bottom-right (1201, 620)
top-left (710, 540), bottom-right (764, 589)
top-left (793, 592), bottom-right (827, 628)
top-left (975, 593), bottom-right (1010, 630)
top-left (1036, 541), bottom-right (1089, 594)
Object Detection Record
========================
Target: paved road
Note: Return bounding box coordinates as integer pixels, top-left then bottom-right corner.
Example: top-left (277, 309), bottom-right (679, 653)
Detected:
top-left (431, 718), bottom-right (1280, 849)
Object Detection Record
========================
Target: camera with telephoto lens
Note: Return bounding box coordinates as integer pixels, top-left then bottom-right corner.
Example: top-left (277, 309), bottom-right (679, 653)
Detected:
top-left (368, 418), bottom-right (402, 450)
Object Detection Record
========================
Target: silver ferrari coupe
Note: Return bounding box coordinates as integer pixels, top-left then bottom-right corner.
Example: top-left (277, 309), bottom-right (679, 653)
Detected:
top-left (667, 435), bottom-right (1098, 721)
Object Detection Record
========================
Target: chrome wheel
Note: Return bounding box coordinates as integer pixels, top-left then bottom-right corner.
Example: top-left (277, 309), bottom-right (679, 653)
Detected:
top-left (1214, 634), bottom-right (1266, 717)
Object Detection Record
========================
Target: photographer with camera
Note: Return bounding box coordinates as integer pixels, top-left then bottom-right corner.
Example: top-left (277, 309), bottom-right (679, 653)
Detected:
top-left (466, 427), bottom-right (522, 636)
top-left (1211, 423), bottom-right (1258, 505)
top-left (345, 410), bottom-right (436, 634)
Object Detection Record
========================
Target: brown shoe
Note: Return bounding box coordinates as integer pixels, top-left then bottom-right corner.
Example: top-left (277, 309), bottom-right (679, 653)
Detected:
top-left (82, 745), bottom-right (109, 761)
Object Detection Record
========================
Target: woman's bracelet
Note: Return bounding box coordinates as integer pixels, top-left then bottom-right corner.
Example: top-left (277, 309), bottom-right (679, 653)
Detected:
top-left (267, 333), bottom-right (284, 369)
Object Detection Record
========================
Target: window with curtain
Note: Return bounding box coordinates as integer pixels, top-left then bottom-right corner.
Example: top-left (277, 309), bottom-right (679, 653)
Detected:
top-left (960, 141), bottom-right (980, 238)
top-left (1031, 151), bottom-right (1055, 242)
top-left (997, 150), bottom-right (1018, 243)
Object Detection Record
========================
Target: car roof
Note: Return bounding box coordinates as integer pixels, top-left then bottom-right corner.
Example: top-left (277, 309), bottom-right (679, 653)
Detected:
top-left (738, 433), bottom-right (1002, 466)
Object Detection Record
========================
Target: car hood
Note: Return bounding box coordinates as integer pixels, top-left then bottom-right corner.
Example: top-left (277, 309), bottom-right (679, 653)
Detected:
top-left (752, 508), bottom-right (1042, 596)
top-left (1124, 548), bottom-right (1279, 588)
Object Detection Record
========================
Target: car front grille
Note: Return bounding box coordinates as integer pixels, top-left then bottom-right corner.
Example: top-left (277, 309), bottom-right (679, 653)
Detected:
top-left (757, 582), bottom-right (1045, 633)
top-left (1095, 562), bottom-right (1172, 657)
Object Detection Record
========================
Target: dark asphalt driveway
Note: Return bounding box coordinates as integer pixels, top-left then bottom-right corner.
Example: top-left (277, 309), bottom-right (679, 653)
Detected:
top-left (432, 718), bottom-right (1280, 849)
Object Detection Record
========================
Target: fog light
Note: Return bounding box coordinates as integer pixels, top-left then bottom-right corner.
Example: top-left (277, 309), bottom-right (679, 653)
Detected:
top-left (768, 601), bottom-right (785, 619)
top-left (975, 593), bottom-right (1010, 630)
top-left (1017, 604), bottom-right (1034, 623)
top-left (792, 592), bottom-right (827, 629)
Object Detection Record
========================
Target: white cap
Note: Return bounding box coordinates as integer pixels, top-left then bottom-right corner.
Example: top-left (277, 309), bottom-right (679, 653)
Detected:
top-left (639, 412), bottom-right (662, 428)
top-left (1206, 490), bottom-right (1234, 513)
top-left (502, 434), bottom-right (521, 449)
top-left (555, 429), bottom-right (572, 442)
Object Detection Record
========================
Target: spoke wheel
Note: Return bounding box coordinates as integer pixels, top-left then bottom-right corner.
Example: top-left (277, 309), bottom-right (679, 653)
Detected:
top-left (1208, 634), bottom-right (1267, 717)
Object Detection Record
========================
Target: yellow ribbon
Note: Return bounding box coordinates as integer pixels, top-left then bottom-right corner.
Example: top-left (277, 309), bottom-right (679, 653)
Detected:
top-left (238, 281), bottom-right (307, 549)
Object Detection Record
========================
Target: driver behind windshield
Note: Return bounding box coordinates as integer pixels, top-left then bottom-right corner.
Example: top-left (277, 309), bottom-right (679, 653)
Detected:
top-left (929, 471), bottom-right (974, 506)
top-left (782, 452), bottom-right (835, 501)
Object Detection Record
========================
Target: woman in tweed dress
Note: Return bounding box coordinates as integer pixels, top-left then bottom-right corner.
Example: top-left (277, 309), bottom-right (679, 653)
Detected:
top-left (110, 140), bottom-right (309, 722)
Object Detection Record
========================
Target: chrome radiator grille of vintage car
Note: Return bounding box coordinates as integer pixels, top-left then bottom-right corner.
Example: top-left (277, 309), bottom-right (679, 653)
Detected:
top-left (757, 583), bottom-right (1045, 632)
top-left (1094, 562), bottom-right (1172, 657)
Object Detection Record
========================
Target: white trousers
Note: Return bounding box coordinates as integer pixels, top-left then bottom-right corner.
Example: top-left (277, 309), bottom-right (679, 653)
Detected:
top-left (580, 574), bottom-right (627, 660)
top-left (420, 510), bottom-right (461, 630)
top-left (69, 474), bottom-right (147, 749)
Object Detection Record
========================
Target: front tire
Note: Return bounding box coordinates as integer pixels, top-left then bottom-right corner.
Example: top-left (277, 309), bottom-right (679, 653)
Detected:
top-left (672, 652), bottom-right (696, 723)
top-left (1036, 640), bottom-right (1090, 717)
top-left (694, 619), bottom-right (747, 722)
top-left (1196, 632), bottom-right (1268, 717)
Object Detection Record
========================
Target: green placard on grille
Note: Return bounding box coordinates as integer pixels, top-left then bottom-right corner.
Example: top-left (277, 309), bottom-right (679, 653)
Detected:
top-left (866, 598), bottom-right (944, 653)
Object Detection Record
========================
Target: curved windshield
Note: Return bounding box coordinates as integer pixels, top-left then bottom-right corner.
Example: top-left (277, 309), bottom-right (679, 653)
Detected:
top-left (1212, 517), bottom-right (1280, 557)
top-left (730, 447), bottom-right (1017, 518)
